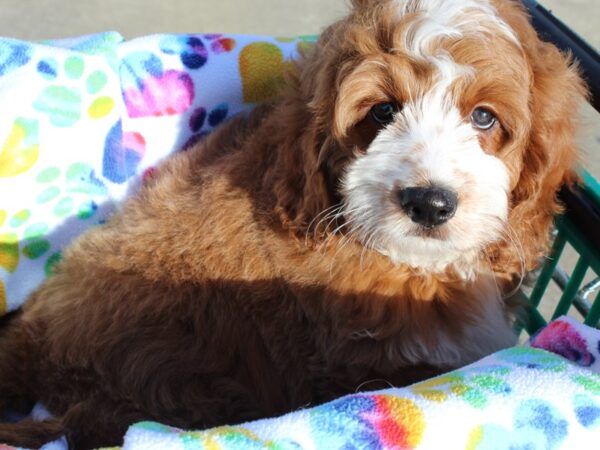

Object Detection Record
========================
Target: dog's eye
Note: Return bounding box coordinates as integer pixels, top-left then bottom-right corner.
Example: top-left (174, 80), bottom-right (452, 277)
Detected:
top-left (370, 102), bottom-right (398, 125)
top-left (471, 107), bottom-right (497, 130)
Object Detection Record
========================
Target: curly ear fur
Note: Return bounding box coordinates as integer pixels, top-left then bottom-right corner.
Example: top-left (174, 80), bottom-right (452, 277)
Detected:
top-left (267, 7), bottom-right (398, 235)
top-left (266, 24), bottom-right (351, 235)
top-left (266, 103), bottom-right (334, 235)
top-left (487, 2), bottom-right (587, 281)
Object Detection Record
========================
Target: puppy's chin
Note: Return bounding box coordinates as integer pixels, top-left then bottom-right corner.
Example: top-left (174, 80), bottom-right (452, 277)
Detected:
top-left (368, 232), bottom-right (482, 275)
top-left (346, 210), bottom-right (508, 275)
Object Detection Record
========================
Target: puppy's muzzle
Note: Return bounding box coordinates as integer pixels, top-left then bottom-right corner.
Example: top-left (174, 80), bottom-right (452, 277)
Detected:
top-left (397, 186), bottom-right (458, 228)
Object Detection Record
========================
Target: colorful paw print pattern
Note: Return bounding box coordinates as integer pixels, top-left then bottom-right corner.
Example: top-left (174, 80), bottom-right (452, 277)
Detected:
top-left (34, 55), bottom-right (115, 127)
top-left (0, 117), bottom-right (39, 177)
top-left (103, 120), bottom-right (146, 183)
top-left (239, 42), bottom-right (286, 104)
top-left (466, 400), bottom-right (569, 450)
top-left (0, 32), bottom-right (306, 311)
top-left (467, 392), bottom-right (600, 449)
top-left (0, 162), bottom-right (109, 311)
top-left (123, 396), bottom-right (425, 450)
top-left (119, 34), bottom-right (239, 119)
top-left (0, 34), bottom-right (122, 312)
top-left (573, 393), bottom-right (600, 429)
top-left (120, 51), bottom-right (195, 118)
top-left (411, 366), bottom-right (512, 409)
top-left (0, 39), bottom-right (32, 77)
top-left (182, 103), bottom-right (230, 150)
top-left (120, 339), bottom-right (600, 450)
top-left (530, 316), bottom-right (597, 367)
top-left (309, 394), bottom-right (425, 450)
top-left (127, 421), bottom-right (300, 450)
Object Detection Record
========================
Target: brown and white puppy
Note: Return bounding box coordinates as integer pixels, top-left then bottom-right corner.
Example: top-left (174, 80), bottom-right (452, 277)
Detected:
top-left (0, 0), bottom-right (586, 448)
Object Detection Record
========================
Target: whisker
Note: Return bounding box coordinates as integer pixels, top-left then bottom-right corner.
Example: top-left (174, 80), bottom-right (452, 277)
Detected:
top-left (326, 218), bottom-right (366, 277)
top-left (306, 203), bottom-right (343, 247)
top-left (355, 378), bottom-right (394, 393)
top-left (501, 224), bottom-right (526, 298)
top-left (481, 251), bottom-right (504, 302)
top-left (360, 227), bottom-right (379, 270)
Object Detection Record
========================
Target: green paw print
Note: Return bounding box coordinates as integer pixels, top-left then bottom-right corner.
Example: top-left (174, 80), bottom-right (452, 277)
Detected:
top-left (33, 56), bottom-right (115, 127)
top-left (36, 163), bottom-right (107, 219)
top-left (0, 208), bottom-right (61, 276)
top-left (0, 162), bottom-right (108, 276)
top-left (411, 367), bottom-right (512, 409)
top-left (573, 373), bottom-right (600, 395)
top-left (496, 347), bottom-right (568, 372)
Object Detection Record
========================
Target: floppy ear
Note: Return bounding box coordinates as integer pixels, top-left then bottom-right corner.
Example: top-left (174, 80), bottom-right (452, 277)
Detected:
top-left (269, 2), bottom-right (397, 237)
top-left (488, 14), bottom-right (587, 281)
top-left (266, 18), bottom-right (356, 237)
top-left (263, 64), bottom-right (337, 237)
top-left (267, 110), bottom-right (337, 237)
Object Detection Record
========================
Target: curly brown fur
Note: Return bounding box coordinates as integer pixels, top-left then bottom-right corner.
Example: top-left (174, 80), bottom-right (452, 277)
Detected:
top-left (0, 1), bottom-right (586, 448)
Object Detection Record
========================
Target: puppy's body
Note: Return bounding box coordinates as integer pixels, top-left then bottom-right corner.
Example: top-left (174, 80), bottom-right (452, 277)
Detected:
top-left (0, 0), bottom-right (586, 448)
top-left (1, 104), bottom-right (514, 447)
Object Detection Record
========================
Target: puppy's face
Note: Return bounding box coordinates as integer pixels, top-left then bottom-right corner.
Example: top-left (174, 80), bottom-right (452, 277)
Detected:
top-left (338, 0), bottom-right (525, 271)
top-left (304, 0), bottom-right (584, 275)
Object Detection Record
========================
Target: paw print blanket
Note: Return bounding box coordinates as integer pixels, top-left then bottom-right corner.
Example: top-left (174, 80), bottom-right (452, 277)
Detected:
top-left (121, 316), bottom-right (600, 450)
top-left (0, 32), bottom-right (308, 311)
top-left (1, 33), bottom-right (600, 450)
top-left (18, 316), bottom-right (600, 450)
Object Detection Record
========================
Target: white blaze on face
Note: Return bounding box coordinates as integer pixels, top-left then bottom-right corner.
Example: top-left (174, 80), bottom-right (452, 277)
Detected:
top-left (341, 1), bottom-right (514, 272)
top-left (397, 0), bottom-right (518, 54)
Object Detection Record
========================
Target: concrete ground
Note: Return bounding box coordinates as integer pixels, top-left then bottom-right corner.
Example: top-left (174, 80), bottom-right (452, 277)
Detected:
top-left (0, 1), bottom-right (597, 46)
top-left (1, 0), bottom-right (599, 323)
top-left (0, 1), bottom-right (597, 48)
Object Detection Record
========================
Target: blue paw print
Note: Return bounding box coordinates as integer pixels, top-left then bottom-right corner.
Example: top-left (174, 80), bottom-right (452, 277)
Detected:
top-left (159, 35), bottom-right (208, 69)
top-left (468, 400), bottom-right (568, 450)
top-left (182, 103), bottom-right (229, 150)
top-left (0, 40), bottom-right (32, 77)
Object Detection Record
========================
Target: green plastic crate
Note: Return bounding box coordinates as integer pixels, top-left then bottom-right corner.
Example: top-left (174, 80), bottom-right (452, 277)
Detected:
top-left (518, 0), bottom-right (600, 335)
top-left (520, 170), bottom-right (600, 335)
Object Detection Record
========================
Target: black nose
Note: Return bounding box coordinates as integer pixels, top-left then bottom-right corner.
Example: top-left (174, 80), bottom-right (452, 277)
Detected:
top-left (397, 187), bottom-right (458, 228)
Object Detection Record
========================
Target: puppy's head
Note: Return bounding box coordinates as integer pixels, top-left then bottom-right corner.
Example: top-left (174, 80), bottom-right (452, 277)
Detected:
top-left (279, 0), bottom-right (586, 280)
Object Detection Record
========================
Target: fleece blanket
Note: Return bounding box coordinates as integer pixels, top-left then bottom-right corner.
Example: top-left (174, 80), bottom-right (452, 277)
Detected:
top-left (2, 33), bottom-right (600, 450)
top-left (117, 316), bottom-right (600, 450)
top-left (0, 32), bottom-right (312, 312)
top-left (3, 315), bottom-right (597, 450)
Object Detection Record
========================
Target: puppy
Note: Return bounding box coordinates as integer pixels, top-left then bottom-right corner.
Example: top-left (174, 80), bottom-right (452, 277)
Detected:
top-left (0, 0), bottom-right (586, 448)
